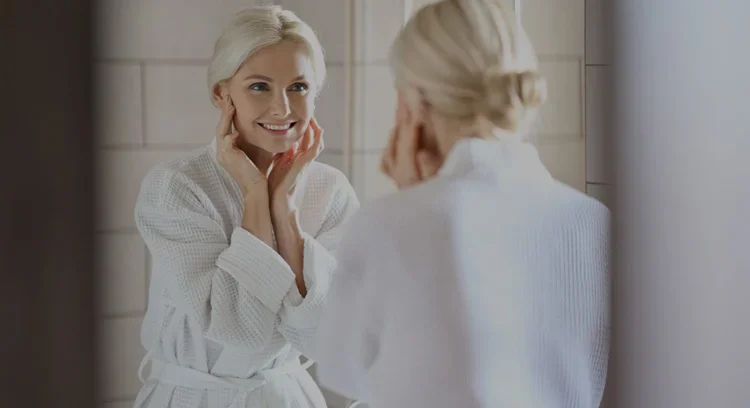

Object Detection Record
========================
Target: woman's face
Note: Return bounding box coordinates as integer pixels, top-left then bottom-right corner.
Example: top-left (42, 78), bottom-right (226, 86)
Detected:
top-left (217, 40), bottom-right (316, 154)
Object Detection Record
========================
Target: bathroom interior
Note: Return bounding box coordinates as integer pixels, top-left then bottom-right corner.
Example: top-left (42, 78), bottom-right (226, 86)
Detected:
top-left (94, 0), bottom-right (611, 407)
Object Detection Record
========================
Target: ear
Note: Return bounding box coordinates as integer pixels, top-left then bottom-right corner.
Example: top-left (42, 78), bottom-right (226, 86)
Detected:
top-left (211, 82), bottom-right (228, 105)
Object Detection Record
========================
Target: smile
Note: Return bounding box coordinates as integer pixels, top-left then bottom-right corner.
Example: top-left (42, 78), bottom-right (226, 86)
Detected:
top-left (259, 122), bottom-right (296, 131)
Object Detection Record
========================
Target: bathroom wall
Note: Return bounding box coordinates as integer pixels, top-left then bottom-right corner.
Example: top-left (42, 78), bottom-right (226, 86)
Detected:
top-left (94, 0), bottom-right (593, 407)
top-left (585, 0), bottom-right (613, 208)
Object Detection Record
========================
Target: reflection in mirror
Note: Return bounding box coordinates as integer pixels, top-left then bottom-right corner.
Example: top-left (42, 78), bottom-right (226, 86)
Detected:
top-left (96, 4), bottom-right (363, 408)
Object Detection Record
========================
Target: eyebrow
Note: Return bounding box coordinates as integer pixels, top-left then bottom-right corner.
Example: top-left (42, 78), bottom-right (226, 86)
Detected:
top-left (243, 74), bottom-right (306, 82)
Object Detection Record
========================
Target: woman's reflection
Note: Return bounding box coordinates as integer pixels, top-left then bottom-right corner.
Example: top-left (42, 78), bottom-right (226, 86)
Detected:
top-left (315, 1), bottom-right (610, 407)
top-left (132, 5), bottom-right (359, 408)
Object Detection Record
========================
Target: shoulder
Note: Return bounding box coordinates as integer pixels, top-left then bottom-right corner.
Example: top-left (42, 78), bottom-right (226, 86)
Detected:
top-left (138, 147), bottom-right (216, 210)
top-left (349, 177), bottom-right (460, 243)
top-left (534, 182), bottom-right (611, 260)
top-left (549, 182), bottom-right (610, 235)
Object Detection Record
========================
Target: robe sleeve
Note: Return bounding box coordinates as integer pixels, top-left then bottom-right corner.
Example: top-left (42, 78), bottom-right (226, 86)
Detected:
top-left (313, 200), bottom-right (500, 407)
top-left (134, 166), bottom-right (294, 352)
top-left (310, 205), bottom-right (390, 401)
top-left (277, 175), bottom-right (360, 356)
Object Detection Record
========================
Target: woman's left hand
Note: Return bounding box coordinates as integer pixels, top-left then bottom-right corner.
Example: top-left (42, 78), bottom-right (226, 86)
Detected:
top-left (381, 107), bottom-right (442, 189)
top-left (268, 118), bottom-right (324, 209)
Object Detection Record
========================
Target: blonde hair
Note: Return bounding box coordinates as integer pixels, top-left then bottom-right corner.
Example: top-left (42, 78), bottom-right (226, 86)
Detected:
top-left (389, 0), bottom-right (546, 136)
top-left (207, 6), bottom-right (326, 104)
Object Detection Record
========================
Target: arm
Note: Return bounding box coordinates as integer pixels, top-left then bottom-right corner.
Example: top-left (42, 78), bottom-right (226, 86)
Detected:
top-left (315, 201), bottom-right (500, 407)
top-left (270, 207), bottom-right (306, 296)
top-left (134, 166), bottom-right (296, 352)
top-left (313, 206), bottom-right (386, 401)
top-left (313, 202), bottom-right (465, 404)
top-left (273, 176), bottom-right (361, 356)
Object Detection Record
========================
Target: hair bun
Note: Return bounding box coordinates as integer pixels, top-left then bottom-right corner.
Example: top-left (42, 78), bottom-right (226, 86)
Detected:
top-left (479, 68), bottom-right (547, 131)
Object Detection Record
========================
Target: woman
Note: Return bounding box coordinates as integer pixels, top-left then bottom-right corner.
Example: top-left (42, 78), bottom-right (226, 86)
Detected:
top-left (133, 6), bottom-right (359, 408)
top-left (314, 1), bottom-right (610, 407)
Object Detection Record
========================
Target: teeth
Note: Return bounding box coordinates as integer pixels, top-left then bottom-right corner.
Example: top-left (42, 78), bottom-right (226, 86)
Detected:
top-left (261, 123), bottom-right (292, 131)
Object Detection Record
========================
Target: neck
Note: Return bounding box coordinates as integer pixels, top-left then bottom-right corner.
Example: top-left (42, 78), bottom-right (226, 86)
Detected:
top-left (239, 140), bottom-right (275, 174)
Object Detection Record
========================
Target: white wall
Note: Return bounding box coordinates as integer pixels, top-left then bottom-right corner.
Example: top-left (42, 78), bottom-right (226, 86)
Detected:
top-left (94, 0), bottom-right (589, 406)
top-left (610, 1), bottom-right (750, 406)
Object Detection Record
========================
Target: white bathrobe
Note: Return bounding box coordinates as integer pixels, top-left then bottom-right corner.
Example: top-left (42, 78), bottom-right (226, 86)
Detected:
top-left (314, 137), bottom-right (611, 408)
top-left (133, 139), bottom-right (359, 408)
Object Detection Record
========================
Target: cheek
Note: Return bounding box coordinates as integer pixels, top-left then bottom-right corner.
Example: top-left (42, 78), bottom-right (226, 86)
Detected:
top-left (291, 94), bottom-right (314, 119)
top-left (233, 94), bottom-right (267, 123)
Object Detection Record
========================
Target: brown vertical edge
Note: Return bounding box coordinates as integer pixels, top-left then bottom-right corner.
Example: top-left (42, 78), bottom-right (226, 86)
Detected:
top-left (0, 0), bottom-right (96, 407)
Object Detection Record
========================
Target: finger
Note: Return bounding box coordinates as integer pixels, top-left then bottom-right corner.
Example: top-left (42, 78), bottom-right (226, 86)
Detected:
top-left (380, 148), bottom-right (393, 176)
top-left (307, 118), bottom-right (321, 150)
top-left (216, 96), bottom-right (235, 140)
top-left (310, 118), bottom-right (325, 153)
top-left (417, 150), bottom-right (441, 180)
top-left (299, 121), bottom-right (314, 153)
top-left (395, 97), bottom-right (407, 124)
top-left (386, 126), bottom-right (399, 163)
top-left (227, 131), bottom-right (241, 149)
top-left (309, 119), bottom-right (324, 155)
top-left (396, 118), bottom-right (420, 163)
top-left (402, 102), bottom-right (412, 124)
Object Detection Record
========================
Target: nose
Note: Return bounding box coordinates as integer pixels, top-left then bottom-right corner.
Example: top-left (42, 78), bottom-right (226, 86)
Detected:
top-left (269, 90), bottom-right (291, 118)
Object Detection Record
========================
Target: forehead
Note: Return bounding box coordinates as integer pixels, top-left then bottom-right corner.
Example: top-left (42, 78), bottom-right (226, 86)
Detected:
top-left (236, 40), bottom-right (314, 81)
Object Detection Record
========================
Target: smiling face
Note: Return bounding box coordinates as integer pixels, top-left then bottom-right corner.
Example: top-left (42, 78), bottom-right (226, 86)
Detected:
top-left (215, 39), bottom-right (316, 154)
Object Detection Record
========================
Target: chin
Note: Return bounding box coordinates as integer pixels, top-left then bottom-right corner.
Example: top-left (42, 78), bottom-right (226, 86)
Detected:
top-left (260, 137), bottom-right (297, 155)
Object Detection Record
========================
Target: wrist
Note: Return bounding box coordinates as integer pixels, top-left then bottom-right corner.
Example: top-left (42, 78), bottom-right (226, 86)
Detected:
top-left (244, 185), bottom-right (269, 205)
top-left (273, 210), bottom-right (304, 262)
top-left (271, 207), bottom-right (299, 234)
top-left (269, 189), bottom-right (292, 208)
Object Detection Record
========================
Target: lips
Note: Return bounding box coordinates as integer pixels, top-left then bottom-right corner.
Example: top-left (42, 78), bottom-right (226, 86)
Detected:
top-left (259, 122), bottom-right (296, 131)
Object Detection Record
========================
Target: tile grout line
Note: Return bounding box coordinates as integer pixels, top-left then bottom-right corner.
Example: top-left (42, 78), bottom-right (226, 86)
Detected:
top-left (586, 181), bottom-right (611, 187)
top-left (140, 62), bottom-right (147, 147)
top-left (580, 57), bottom-right (586, 142)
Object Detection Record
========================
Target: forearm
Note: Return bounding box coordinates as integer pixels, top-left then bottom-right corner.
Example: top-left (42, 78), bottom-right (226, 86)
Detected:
top-left (272, 206), bottom-right (306, 297)
top-left (241, 192), bottom-right (274, 249)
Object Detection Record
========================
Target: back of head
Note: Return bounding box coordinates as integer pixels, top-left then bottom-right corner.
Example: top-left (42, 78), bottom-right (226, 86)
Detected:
top-left (389, 0), bottom-right (546, 138)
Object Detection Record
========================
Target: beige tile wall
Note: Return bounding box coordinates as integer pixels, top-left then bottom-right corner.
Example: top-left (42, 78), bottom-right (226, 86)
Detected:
top-left (95, 0), bottom-right (594, 406)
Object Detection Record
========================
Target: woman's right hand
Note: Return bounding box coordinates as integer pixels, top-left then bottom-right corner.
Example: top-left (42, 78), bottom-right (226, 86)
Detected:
top-left (215, 93), bottom-right (267, 198)
top-left (380, 102), bottom-right (442, 189)
top-left (215, 93), bottom-right (274, 247)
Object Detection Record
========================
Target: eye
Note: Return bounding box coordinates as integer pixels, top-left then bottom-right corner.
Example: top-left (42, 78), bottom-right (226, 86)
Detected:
top-left (288, 82), bottom-right (309, 93)
top-left (249, 82), bottom-right (269, 92)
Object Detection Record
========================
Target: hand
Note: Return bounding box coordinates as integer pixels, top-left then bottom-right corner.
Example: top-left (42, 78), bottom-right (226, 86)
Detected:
top-left (267, 118), bottom-right (324, 207)
top-left (214, 93), bottom-right (267, 198)
top-left (380, 104), bottom-right (442, 189)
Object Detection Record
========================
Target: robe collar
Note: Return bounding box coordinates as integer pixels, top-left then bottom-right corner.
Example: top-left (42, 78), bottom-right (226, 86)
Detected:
top-left (437, 133), bottom-right (552, 185)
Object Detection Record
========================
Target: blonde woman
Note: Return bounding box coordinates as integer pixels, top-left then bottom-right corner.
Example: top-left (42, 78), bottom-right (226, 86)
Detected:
top-left (133, 6), bottom-right (359, 408)
top-left (315, 1), bottom-right (610, 407)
